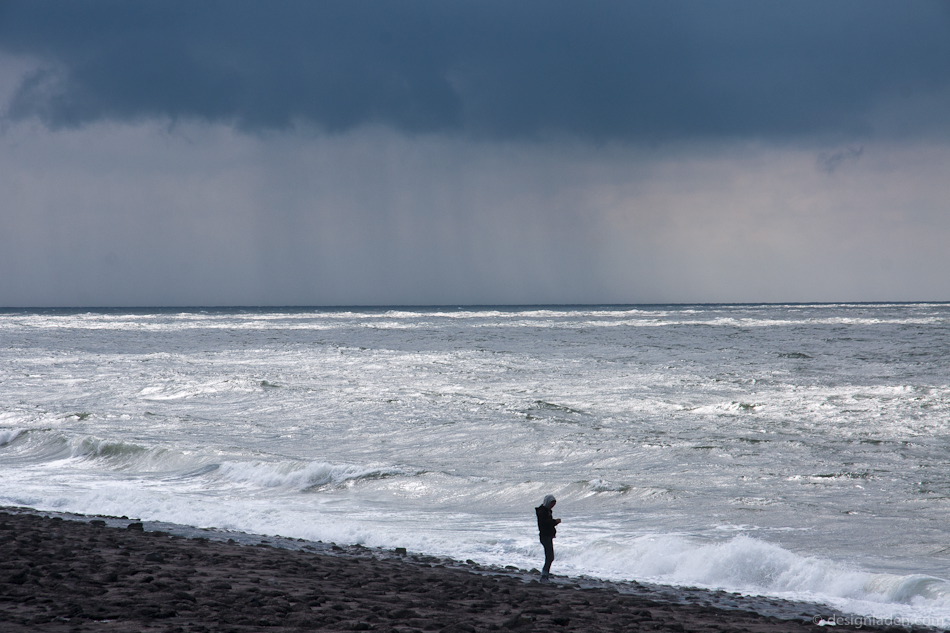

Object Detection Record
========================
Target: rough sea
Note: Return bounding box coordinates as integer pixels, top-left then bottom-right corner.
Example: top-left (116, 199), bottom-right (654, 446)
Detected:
top-left (1, 304), bottom-right (948, 626)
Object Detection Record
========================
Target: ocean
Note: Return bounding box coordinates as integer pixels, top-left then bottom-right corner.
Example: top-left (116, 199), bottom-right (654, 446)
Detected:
top-left (1, 304), bottom-right (948, 626)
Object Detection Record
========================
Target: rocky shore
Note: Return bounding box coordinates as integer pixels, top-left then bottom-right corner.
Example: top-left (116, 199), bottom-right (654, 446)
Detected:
top-left (0, 509), bottom-right (903, 632)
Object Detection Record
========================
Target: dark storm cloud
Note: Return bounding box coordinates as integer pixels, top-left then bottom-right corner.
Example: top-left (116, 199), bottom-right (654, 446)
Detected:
top-left (1, 0), bottom-right (949, 142)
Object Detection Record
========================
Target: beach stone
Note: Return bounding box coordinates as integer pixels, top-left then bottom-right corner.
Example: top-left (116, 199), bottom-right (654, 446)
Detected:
top-left (126, 522), bottom-right (144, 531)
top-left (138, 605), bottom-right (177, 619)
top-left (62, 602), bottom-right (85, 617)
top-left (525, 607), bottom-right (552, 615)
top-left (7, 569), bottom-right (28, 584)
top-left (440, 624), bottom-right (477, 633)
top-left (502, 613), bottom-right (530, 628)
top-left (173, 590), bottom-right (197, 603)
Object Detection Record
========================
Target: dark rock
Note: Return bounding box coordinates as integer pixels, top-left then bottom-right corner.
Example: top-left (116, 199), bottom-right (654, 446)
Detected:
top-left (7, 569), bottom-right (29, 585)
top-left (525, 607), bottom-right (551, 615)
top-left (441, 624), bottom-right (477, 633)
top-left (502, 613), bottom-right (530, 628)
top-left (174, 591), bottom-right (197, 603)
top-left (136, 606), bottom-right (177, 619)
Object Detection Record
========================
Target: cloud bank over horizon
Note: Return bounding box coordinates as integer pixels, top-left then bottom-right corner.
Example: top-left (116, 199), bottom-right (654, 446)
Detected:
top-left (2, 1), bottom-right (949, 306)
top-left (3, 1), bottom-right (950, 143)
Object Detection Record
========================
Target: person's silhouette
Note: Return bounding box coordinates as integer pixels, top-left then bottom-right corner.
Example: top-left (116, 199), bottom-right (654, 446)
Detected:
top-left (535, 494), bottom-right (561, 581)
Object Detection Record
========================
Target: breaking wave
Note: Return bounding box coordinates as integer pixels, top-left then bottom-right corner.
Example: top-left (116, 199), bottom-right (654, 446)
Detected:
top-left (0, 429), bottom-right (418, 493)
top-left (213, 459), bottom-right (420, 491)
top-left (567, 533), bottom-right (950, 625)
top-left (0, 428), bottom-right (26, 447)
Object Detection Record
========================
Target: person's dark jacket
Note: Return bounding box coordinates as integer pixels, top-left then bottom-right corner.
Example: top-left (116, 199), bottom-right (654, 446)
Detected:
top-left (536, 504), bottom-right (557, 539)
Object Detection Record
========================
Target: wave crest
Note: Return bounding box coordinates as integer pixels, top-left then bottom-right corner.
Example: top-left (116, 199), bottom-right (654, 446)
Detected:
top-left (0, 429), bottom-right (419, 492)
top-left (215, 460), bottom-right (420, 491)
top-left (0, 428), bottom-right (27, 447)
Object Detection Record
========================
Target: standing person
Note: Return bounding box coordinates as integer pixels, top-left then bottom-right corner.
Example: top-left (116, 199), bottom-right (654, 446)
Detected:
top-left (535, 494), bottom-right (561, 581)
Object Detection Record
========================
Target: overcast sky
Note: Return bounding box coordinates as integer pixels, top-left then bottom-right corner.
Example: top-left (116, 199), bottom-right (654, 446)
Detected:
top-left (2, 0), bottom-right (949, 306)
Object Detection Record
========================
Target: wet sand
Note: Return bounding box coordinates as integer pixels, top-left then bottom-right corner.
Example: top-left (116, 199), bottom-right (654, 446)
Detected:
top-left (0, 509), bottom-right (901, 632)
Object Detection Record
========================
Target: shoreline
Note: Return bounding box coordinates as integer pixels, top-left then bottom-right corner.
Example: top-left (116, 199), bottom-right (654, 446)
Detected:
top-left (0, 506), bottom-right (915, 633)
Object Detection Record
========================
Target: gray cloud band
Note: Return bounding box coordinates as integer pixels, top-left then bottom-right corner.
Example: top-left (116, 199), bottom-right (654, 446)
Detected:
top-left (2, 0), bottom-right (949, 142)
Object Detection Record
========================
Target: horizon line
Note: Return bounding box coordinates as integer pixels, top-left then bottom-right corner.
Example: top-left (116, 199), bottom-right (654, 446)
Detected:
top-left (2, 300), bottom-right (948, 312)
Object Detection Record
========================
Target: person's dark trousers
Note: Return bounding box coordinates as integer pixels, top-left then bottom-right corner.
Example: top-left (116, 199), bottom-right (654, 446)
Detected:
top-left (541, 537), bottom-right (554, 577)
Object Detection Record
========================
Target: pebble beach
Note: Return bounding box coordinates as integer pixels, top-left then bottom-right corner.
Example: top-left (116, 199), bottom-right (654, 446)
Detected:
top-left (0, 509), bottom-right (908, 633)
